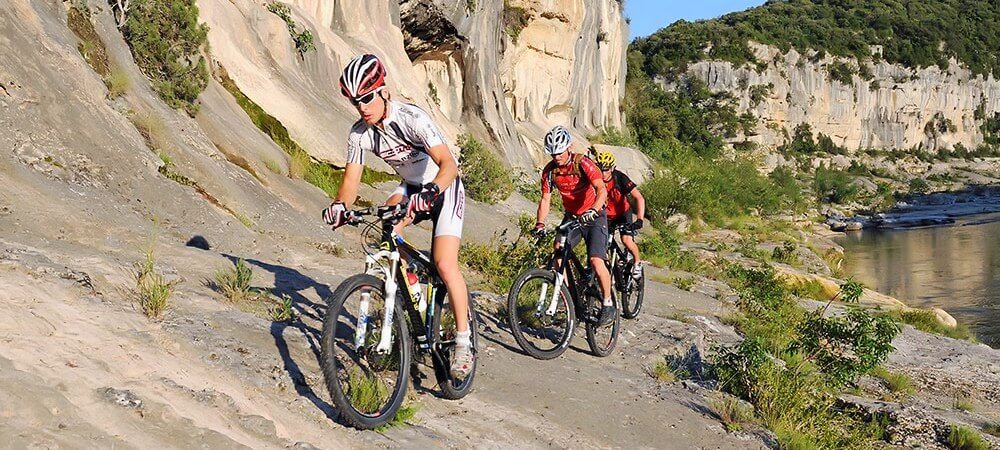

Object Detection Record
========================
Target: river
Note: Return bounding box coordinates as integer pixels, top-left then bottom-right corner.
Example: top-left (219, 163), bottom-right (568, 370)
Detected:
top-left (836, 213), bottom-right (1000, 348)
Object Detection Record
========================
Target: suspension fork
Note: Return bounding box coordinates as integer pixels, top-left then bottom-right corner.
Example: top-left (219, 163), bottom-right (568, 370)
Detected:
top-left (374, 251), bottom-right (401, 353)
top-left (541, 234), bottom-right (569, 316)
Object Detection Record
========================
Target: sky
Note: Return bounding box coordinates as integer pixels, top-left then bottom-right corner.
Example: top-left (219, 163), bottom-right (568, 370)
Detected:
top-left (625, 0), bottom-right (767, 41)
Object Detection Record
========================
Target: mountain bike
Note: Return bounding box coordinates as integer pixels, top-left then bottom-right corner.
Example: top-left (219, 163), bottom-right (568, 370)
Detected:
top-left (320, 203), bottom-right (477, 430)
top-left (607, 222), bottom-right (644, 319)
top-left (505, 218), bottom-right (620, 359)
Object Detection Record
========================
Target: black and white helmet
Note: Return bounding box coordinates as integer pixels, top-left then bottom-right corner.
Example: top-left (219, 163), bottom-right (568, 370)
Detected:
top-left (544, 125), bottom-right (572, 155)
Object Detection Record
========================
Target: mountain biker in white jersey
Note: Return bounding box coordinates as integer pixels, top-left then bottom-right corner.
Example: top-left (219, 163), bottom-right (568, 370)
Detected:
top-left (322, 54), bottom-right (473, 378)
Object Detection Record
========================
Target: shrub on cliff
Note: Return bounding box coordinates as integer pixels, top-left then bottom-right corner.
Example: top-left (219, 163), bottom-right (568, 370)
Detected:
top-left (119, 0), bottom-right (209, 116)
top-left (457, 134), bottom-right (513, 205)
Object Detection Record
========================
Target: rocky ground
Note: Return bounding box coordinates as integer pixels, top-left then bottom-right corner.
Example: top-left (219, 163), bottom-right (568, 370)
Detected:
top-left (2, 213), bottom-right (998, 449)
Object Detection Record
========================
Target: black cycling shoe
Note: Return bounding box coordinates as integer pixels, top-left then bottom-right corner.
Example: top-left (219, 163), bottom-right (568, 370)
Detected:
top-left (596, 304), bottom-right (617, 326)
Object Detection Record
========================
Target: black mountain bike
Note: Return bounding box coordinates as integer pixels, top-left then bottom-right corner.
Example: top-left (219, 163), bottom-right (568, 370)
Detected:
top-left (607, 222), bottom-right (644, 319)
top-left (320, 203), bottom-right (477, 430)
top-left (506, 218), bottom-right (620, 359)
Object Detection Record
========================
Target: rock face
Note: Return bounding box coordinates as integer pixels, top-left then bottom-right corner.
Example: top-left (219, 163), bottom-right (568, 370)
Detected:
top-left (200, 0), bottom-right (628, 169)
top-left (683, 43), bottom-right (1000, 152)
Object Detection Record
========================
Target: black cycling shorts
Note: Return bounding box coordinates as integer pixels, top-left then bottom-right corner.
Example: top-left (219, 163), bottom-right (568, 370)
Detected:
top-left (609, 212), bottom-right (637, 237)
top-left (562, 210), bottom-right (609, 260)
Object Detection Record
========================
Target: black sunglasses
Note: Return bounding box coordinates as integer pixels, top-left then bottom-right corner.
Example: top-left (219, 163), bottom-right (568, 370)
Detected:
top-left (350, 89), bottom-right (382, 106)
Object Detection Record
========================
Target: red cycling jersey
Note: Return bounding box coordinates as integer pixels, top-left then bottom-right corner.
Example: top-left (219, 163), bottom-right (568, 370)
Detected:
top-left (604, 169), bottom-right (637, 220)
top-left (540, 154), bottom-right (603, 216)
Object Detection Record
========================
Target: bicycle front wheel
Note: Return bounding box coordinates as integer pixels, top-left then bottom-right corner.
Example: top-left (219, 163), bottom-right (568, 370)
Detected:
top-left (320, 274), bottom-right (412, 430)
top-left (506, 268), bottom-right (575, 360)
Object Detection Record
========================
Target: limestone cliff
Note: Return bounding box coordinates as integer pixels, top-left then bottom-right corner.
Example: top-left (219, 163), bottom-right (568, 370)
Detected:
top-left (200, 0), bottom-right (628, 169)
top-left (683, 43), bottom-right (1000, 152)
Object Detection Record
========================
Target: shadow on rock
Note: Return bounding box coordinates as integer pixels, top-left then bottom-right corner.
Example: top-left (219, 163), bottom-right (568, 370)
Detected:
top-left (218, 254), bottom-right (346, 425)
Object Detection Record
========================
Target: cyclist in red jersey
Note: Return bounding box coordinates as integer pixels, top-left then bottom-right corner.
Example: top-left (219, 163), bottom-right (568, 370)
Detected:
top-left (593, 151), bottom-right (645, 279)
top-left (533, 126), bottom-right (616, 325)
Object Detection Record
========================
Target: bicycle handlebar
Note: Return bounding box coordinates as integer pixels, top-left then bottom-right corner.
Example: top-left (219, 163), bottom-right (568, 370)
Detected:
top-left (343, 200), bottom-right (410, 227)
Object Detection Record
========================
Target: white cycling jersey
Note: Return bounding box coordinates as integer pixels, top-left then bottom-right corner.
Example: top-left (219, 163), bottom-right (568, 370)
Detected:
top-left (346, 100), bottom-right (446, 185)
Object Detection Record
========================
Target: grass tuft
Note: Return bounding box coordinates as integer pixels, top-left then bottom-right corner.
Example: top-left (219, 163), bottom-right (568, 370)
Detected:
top-left (649, 360), bottom-right (677, 383)
top-left (870, 366), bottom-right (915, 397)
top-left (672, 276), bottom-right (695, 291)
top-left (267, 292), bottom-right (295, 322)
top-left (131, 247), bottom-right (174, 320)
top-left (880, 309), bottom-right (976, 341)
top-left (953, 393), bottom-right (974, 412)
top-left (947, 424), bottom-right (989, 450)
top-left (709, 396), bottom-right (757, 432)
top-left (264, 159), bottom-right (284, 175)
top-left (212, 259), bottom-right (254, 302)
top-left (105, 67), bottom-right (130, 98)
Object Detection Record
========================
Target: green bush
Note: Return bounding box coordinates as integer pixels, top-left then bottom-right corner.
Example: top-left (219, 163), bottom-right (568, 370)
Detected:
top-left (813, 165), bottom-right (859, 204)
top-left (457, 134), bottom-right (513, 204)
top-left (460, 215), bottom-right (551, 292)
top-left (589, 128), bottom-right (639, 148)
top-left (121, 0), bottom-right (209, 116)
top-left (827, 61), bottom-right (857, 85)
top-left (642, 156), bottom-right (785, 225)
top-left (715, 266), bottom-right (897, 447)
top-left (266, 2), bottom-right (315, 58)
top-left (771, 241), bottom-right (798, 265)
top-left (796, 307), bottom-right (899, 386)
top-left (909, 177), bottom-right (931, 194)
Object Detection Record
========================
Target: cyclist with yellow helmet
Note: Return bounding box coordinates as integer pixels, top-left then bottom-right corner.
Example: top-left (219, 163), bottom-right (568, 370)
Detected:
top-left (593, 150), bottom-right (645, 279)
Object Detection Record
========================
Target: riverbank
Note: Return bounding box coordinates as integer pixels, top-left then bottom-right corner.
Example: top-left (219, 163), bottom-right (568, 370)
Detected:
top-left (825, 184), bottom-right (1000, 231)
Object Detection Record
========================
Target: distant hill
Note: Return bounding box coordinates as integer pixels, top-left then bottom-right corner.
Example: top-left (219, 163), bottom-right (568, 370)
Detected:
top-left (632, 0), bottom-right (1000, 78)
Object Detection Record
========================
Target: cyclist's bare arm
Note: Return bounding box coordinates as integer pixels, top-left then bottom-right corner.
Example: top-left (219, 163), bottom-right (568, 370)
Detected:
top-left (630, 188), bottom-right (646, 221)
top-left (536, 191), bottom-right (552, 225)
top-left (590, 176), bottom-right (607, 212)
top-left (335, 162), bottom-right (364, 207)
top-left (427, 144), bottom-right (458, 190)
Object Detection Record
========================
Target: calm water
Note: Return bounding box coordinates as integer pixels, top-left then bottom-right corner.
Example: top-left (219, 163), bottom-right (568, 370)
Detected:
top-left (836, 213), bottom-right (1000, 348)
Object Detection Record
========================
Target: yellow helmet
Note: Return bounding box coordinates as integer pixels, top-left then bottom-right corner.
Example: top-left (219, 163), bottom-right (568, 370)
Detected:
top-left (594, 151), bottom-right (616, 170)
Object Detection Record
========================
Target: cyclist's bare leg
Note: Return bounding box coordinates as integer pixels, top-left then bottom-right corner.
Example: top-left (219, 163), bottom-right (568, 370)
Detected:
top-left (590, 255), bottom-right (612, 301)
top-left (622, 235), bottom-right (641, 264)
top-left (433, 235), bottom-right (469, 333)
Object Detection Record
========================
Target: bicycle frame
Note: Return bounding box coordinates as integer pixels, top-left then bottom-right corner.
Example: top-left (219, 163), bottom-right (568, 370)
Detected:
top-left (539, 220), bottom-right (591, 316)
top-left (354, 208), bottom-right (441, 355)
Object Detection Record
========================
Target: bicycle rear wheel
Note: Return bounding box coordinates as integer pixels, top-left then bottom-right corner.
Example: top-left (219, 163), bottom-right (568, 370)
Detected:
top-left (619, 254), bottom-right (645, 319)
top-left (506, 268), bottom-right (575, 360)
top-left (585, 292), bottom-right (620, 357)
top-left (431, 287), bottom-right (478, 399)
top-left (320, 274), bottom-right (411, 430)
